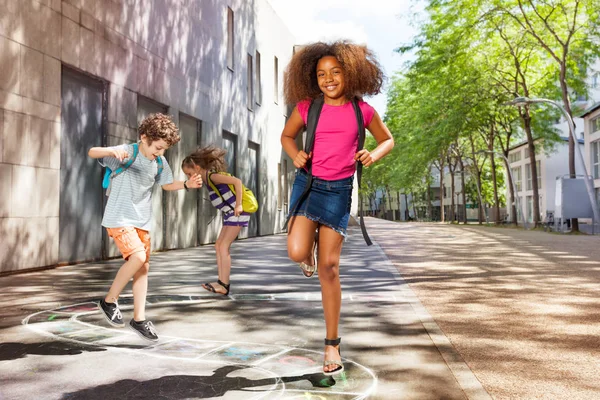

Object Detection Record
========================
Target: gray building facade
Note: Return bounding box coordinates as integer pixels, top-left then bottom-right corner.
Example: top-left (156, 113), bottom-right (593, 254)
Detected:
top-left (0, 0), bottom-right (296, 273)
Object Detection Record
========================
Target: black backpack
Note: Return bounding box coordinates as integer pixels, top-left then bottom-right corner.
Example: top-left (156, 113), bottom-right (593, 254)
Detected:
top-left (286, 96), bottom-right (372, 246)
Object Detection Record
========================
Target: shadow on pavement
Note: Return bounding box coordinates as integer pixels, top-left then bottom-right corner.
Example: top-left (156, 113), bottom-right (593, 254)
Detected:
top-left (0, 341), bottom-right (107, 361)
top-left (61, 365), bottom-right (336, 399)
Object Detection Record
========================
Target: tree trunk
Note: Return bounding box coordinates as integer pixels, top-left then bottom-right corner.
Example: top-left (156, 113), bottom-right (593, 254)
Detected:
top-left (438, 159), bottom-right (445, 223)
top-left (491, 155), bottom-right (500, 224)
top-left (385, 185), bottom-right (394, 221)
top-left (459, 160), bottom-right (467, 224)
top-left (504, 154), bottom-right (518, 226)
top-left (403, 193), bottom-right (409, 220)
top-left (450, 169), bottom-right (456, 223)
top-left (426, 185), bottom-right (433, 221)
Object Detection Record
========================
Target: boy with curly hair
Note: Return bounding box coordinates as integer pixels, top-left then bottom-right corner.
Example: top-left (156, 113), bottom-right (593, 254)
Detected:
top-left (88, 113), bottom-right (202, 341)
top-left (281, 41), bottom-right (394, 375)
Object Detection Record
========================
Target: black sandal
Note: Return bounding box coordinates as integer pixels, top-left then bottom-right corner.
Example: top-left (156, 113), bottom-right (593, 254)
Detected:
top-left (323, 337), bottom-right (344, 376)
top-left (202, 279), bottom-right (230, 296)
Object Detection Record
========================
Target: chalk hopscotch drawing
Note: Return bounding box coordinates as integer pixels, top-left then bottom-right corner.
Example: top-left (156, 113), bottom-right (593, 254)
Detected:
top-left (22, 295), bottom-right (378, 399)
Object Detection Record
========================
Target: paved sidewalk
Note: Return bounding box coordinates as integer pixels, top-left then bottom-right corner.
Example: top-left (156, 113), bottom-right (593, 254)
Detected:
top-left (369, 219), bottom-right (600, 400)
top-left (0, 221), bottom-right (487, 400)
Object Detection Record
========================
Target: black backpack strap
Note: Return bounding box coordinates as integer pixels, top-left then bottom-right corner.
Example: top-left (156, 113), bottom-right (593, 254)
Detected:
top-left (351, 98), bottom-right (372, 246)
top-left (284, 97), bottom-right (324, 229)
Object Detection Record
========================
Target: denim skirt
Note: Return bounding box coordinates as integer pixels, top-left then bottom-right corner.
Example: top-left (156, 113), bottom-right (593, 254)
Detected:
top-left (288, 169), bottom-right (353, 237)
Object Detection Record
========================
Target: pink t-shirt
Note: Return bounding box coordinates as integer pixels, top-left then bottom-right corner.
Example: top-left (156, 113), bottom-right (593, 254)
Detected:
top-left (297, 99), bottom-right (375, 181)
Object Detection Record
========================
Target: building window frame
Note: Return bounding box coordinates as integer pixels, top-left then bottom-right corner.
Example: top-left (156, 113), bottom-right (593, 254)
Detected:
top-left (226, 7), bottom-right (234, 71)
top-left (509, 151), bottom-right (521, 164)
top-left (274, 56), bottom-right (279, 104)
top-left (255, 51), bottom-right (262, 105)
top-left (591, 116), bottom-right (600, 134)
top-left (511, 166), bottom-right (522, 192)
top-left (592, 140), bottom-right (600, 179)
top-left (247, 53), bottom-right (253, 111)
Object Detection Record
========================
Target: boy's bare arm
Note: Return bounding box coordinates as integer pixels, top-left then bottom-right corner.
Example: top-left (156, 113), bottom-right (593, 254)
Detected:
top-left (88, 146), bottom-right (128, 161)
top-left (162, 174), bottom-right (202, 191)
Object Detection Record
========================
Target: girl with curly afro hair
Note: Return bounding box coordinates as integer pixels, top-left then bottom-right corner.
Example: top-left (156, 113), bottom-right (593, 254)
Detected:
top-left (280, 41), bottom-right (394, 375)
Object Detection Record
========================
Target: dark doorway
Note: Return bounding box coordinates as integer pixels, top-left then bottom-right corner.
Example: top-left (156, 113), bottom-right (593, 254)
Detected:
top-left (59, 68), bottom-right (106, 263)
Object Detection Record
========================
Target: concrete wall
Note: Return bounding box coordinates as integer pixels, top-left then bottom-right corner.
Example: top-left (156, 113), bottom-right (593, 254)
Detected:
top-left (0, 0), bottom-right (296, 273)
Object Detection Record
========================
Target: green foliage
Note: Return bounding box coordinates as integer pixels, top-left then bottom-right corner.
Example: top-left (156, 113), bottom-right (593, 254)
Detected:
top-left (362, 0), bottom-right (599, 206)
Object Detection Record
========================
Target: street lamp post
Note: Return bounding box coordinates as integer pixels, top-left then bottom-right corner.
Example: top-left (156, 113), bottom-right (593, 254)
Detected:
top-left (505, 97), bottom-right (600, 229)
top-left (477, 150), bottom-right (528, 229)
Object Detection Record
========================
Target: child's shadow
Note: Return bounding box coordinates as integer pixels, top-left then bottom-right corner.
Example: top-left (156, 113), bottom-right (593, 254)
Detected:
top-left (61, 365), bottom-right (337, 399)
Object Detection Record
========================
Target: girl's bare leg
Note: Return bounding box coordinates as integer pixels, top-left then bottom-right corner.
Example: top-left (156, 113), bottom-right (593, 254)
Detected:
top-left (316, 225), bottom-right (344, 372)
top-left (287, 216), bottom-right (319, 265)
top-left (203, 225), bottom-right (242, 294)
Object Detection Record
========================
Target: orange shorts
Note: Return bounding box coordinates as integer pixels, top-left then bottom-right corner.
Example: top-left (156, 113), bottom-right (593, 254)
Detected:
top-left (106, 227), bottom-right (151, 262)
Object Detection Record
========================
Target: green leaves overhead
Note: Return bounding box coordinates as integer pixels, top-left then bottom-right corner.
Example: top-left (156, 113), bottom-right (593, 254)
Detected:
top-left (376, 0), bottom-right (598, 197)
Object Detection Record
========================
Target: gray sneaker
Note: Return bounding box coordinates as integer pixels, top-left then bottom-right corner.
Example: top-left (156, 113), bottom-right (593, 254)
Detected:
top-left (129, 319), bottom-right (159, 342)
top-left (98, 299), bottom-right (124, 327)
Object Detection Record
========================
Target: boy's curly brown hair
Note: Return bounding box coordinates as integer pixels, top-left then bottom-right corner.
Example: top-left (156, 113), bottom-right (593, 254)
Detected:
top-left (182, 146), bottom-right (227, 172)
top-left (138, 113), bottom-right (180, 146)
top-left (284, 41), bottom-right (385, 105)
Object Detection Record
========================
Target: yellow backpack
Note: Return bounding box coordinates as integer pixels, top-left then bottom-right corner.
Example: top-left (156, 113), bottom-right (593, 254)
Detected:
top-left (207, 172), bottom-right (259, 213)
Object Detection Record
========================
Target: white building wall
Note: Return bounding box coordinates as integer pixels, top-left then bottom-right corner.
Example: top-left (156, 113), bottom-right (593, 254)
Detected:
top-left (583, 108), bottom-right (600, 193)
top-left (506, 141), bottom-right (584, 221)
top-left (0, 0), bottom-right (296, 273)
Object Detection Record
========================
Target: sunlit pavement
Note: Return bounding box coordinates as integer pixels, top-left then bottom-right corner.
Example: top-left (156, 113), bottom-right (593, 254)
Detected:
top-left (0, 219), bottom-right (495, 400)
top-left (369, 219), bottom-right (600, 400)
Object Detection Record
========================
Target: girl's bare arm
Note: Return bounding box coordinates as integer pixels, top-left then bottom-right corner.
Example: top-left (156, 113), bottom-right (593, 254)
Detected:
top-left (280, 107), bottom-right (310, 168)
top-left (355, 111), bottom-right (394, 167)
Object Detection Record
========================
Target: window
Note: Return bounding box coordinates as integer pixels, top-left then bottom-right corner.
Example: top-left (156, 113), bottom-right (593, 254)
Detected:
top-left (227, 7), bottom-right (234, 70)
top-left (592, 73), bottom-right (599, 89)
top-left (592, 116), bottom-right (600, 133)
top-left (592, 140), bottom-right (600, 179)
top-left (255, 51), bottom-right (261, 105)
top-left (511, 166), bottom-right (522, 192)
top-left (222, 131), bottom-right (237, 175)
top-left (273, 56), bottom-right (279, 104)
top-left (526, 195), bottom-right (533, 223)
top-left (247, 53), bottom-right (253, 110)
top-left (524, 147), bottom-right (530, 158)
top-left (509, 151), bottom-right (521, 164)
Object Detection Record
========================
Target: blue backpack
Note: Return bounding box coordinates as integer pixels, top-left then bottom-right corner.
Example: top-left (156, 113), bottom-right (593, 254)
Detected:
top-left (102, 143), bottom-right (163, 195)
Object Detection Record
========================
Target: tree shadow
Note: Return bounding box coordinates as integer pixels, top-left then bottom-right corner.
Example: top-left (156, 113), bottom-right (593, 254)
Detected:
top-left (0, 341), bottom-right (106, 361)
top-left (61, 365), bottom-right (336, 399)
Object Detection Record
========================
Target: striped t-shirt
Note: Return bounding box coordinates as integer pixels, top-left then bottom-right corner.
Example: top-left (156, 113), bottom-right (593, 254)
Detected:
top-left (100, 144), bottom-right (173, 231)
top-left (207, 173), bottom-right (250, 227)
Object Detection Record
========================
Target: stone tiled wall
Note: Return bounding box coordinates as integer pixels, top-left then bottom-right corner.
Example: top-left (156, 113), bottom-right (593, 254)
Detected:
top-left (0, 0), bottom-right (296, 272)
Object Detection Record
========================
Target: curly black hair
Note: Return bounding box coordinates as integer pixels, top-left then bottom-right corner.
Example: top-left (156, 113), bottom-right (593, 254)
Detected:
top-left (284, 41), bottom-right (385, 105)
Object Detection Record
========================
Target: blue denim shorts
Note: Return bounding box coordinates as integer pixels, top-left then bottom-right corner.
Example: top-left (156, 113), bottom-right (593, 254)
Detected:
top-left (288, 169), bottom-right (353, 237)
